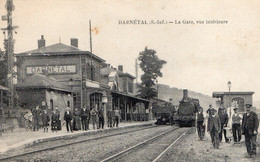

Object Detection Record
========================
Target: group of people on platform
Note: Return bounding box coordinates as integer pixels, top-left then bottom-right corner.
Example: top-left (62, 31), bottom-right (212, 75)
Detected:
top-left (23, 105), bottom-right (62, 132)
top-left (196, 104), bottom-right (259, 158)
top-left (24, 104), bottom-right (121, 133)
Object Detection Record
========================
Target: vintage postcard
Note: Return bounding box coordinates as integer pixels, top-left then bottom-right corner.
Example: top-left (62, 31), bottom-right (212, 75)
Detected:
top-left (0, 0), bottom-right (259, 161)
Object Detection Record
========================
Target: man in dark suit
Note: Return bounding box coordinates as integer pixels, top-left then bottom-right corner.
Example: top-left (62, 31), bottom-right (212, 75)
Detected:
top-left (242, 104), bottom-right (259, 158)
top-left (107, 108), bottom-right (113, 128)
top-left (207, 108), bottom-right (221, 149)
top-left (196, 106), bottom-right (205, 140)
top-left (64, 107), bottom-right (73, 133)
top-left (98, 107), bottom-right (105, 129)
top-left (32, 105), bottom-right (42, 131)
top-left (218, 107), bottom-right (229, 143)
top-left (81, 105), bottom-right (90, 130)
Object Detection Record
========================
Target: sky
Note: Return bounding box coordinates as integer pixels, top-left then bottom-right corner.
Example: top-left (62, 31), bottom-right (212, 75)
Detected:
top-left (0, 0), bottom-right (260, 100)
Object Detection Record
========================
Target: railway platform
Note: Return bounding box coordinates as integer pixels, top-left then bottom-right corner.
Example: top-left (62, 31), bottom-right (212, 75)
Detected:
top-left (0, 120), bottom-right (156, 154)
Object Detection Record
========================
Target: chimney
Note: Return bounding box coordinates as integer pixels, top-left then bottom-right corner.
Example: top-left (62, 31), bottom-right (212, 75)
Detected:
top-left (38, 35), bottom-right (45, 49)
top-left (183, 89), bottom-right (188, 98)
top-left (118, 65), bottom-right (123, 72)
top-left (70, 38), bottom-right (78, 48)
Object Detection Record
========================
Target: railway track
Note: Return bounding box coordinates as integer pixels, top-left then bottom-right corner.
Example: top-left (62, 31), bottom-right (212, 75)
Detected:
top-left (101, 127), bottom-right (191, 162)
top-left (0, 125), bottom-right (159, 161)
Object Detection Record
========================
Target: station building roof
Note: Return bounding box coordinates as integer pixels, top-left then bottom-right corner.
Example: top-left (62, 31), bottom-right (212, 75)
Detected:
top-left (212, 91), bottom-right (254, 98)
top-left (16, 73), bottom-right (71, 92)
top-left (15, 43), bottom-right (105, 62)
top-left (101, 67), bottom-right (135, 79)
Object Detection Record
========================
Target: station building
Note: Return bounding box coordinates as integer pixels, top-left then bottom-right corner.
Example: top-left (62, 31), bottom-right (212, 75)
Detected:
top-left (16, 73), bottom-right (73, 119)
top-left (212, 91), bottom-right (254, 112)
top-left (100, 66), bottom-right (150, 121)
top-left (15, 36), bottom-right (150, 122)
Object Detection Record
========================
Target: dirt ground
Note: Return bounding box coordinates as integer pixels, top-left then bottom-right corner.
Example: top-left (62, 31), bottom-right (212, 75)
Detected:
top-left (165, 128), bottom-right (260, 162)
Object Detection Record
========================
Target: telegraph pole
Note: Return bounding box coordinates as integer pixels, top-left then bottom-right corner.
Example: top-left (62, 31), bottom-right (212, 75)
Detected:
top-left (135, 58), bottom-right (138, 83)
top-left (2, 0), bottom-right (18, 109)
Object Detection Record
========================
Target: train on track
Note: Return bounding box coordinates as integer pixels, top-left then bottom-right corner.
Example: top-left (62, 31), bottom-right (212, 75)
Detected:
top-left (174, 89), bottom-right (199, 127)
top-left (154, 89), bottom-right (200, 127)
top-left (153, 103), bottom-right (175, 125)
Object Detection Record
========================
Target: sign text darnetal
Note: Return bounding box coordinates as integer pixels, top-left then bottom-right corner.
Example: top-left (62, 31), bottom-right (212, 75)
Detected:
top-left (26, 65), bottom-right (76, 74)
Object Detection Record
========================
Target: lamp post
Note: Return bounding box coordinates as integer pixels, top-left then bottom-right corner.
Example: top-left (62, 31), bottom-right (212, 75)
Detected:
top-left (227, 81), bottom-right (231, 117)
top-left (102, 94), bottom-right (108, 126)
top-left (69, 78), bottom-right (73, 109)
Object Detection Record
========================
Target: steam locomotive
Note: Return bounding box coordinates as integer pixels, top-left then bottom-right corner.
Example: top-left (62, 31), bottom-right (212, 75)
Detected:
top-left (174, 89), bottom-right (199, 127)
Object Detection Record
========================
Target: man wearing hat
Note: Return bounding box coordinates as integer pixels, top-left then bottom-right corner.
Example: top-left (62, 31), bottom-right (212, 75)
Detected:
top-left (64, 107), bottom-right (73, 133)
top-left (196, 106), bottom-right (205, 140)
top-left (207, 108), bottom-right (221, 149)
top-left (232, 107), bottom-right (242, 143)
top-left (218, 107), bottom-right (229, 143)
top-left (81, 105), bottom-right (90, 131)
top-left (206, 104), bottom-right (214, 116)
top-left (32, 105), bottom-right (42, 131)
top-left (242, 104), bottom-right (259, 158)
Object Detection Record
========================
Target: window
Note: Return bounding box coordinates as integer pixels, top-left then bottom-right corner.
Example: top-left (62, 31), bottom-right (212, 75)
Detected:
top-left (90, 93), bottom-right (102, 109)
top-left (128, 81), bottom-right (133, 93)
top-left (73, 94), bottom-right (77, 108)
top-left (95, 66), bottom-right (100, 82)
top-left (50, 99), bottom-right (54, 111)
top-left (86, 63), bottom-right (95, 81)
top-left (91, 65), bottom-right (95, 81)
top-left (123, 78), bottom-right (127, 93)
top-left (67, 101), bottom-right (70, 108)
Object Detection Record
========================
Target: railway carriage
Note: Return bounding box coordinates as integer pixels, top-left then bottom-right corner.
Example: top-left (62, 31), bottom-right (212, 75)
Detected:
top-left (154, 103), bottom-right (175, 125)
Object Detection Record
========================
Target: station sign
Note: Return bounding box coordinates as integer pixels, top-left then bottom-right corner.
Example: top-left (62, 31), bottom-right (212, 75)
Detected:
top-left (26, 65), bottom-right (77, 75)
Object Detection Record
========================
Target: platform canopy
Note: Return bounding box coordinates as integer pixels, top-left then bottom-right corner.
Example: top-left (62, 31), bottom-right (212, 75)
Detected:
top-left (111, 91), bottom-right (150, 103)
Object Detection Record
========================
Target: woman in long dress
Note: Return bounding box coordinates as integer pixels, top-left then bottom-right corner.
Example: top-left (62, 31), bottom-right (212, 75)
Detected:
top-left (73, 108), bottom-right (81, 131)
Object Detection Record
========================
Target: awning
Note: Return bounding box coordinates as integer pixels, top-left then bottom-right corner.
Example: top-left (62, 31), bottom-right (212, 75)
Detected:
top-left (111, 91), bottom-right (150, 103)
top-left (86, 80), bottom-right (100, 88)
top-left (85, 80), bottom-right (110, 90)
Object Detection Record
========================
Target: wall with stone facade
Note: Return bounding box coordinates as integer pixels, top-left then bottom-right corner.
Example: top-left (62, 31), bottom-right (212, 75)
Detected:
top-left (45, 90), bottom-right (72, 121)
top-left (17, 55), bottom-right (81, 82)
top-left (222, 94), bottom-right (252, 111)
top-left (16, 53), bottom-right (103, 109)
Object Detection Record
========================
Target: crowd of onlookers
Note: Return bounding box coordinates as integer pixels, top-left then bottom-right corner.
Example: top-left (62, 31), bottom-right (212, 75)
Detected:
top-left (197, 104), bottom-right (259, 159)
top-left (22, 105), bottom-right (122, 133)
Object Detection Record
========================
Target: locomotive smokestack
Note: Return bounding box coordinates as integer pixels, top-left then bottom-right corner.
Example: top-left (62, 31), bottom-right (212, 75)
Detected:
top-left (183, 89), bottom-right (188, 98)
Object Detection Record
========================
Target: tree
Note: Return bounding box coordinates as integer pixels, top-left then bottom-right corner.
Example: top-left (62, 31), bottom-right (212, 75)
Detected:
top-left (138, 47), bottom-right (166, 100)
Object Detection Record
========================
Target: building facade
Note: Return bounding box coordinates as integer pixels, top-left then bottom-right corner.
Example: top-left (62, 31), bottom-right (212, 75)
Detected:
top-left (100, 66), bottom-right (150, 121)
top-left (16, 36), bottom-right (106, 110)
top-left (15, 36), bottom-right (150, 123)
top-left (212, 91), bottom-right (254, 112)
top-left (16, 74), bottom-right (73, 118)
